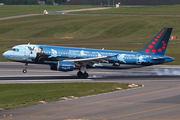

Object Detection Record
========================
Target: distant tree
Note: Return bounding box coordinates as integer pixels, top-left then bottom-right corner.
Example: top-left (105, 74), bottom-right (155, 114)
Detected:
top-left (62, 0), bottom-right (67, 4)
top-left (32, 0), bottom-right (38, 4)
top-left (54, 0), bottom-right (67, 4)
top-left (14, 0), bottom-right (21, 4)
top-left (6, 0), bottom-right (13, 4)
top-left (21, 0), bottom-right (27, 4)
top-left (0, 0), bottom-right (5, 3)
top-left (14, 0), bottom-right (17, 4)
top-left (54, 0), bottom-right (62, 4)
top-left (46, 0), bottom-right (53, 5)
top-left (4, 0), bottom-right (38, 5)
top-left (27, 0), bottom-right (38, 5)
top-left (39, 0), bottom-right (46, 2)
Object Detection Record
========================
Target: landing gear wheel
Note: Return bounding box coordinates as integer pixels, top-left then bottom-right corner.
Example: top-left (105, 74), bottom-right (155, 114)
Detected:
top-left (22, 63), bottom-right (28, 74)
top-left (83, 72), bottom-right (89, 78)
top-left (77, 71), bottom-right (83, 77)
top-left (23, 69), bottom-right (27, 73)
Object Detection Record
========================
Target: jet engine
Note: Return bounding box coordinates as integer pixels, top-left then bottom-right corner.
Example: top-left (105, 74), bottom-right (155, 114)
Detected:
top-left (50, 61), bottom-right (74, 71)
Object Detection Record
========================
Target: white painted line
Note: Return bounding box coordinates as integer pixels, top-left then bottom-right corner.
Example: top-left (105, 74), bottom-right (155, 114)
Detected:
top-left (89, 71), bottom-right (157, 74)
top-left (0, 79), bottom-right (92, 82)
top-left (0, 75), bottom-right (71, 77)
top-left (0, 70), bottom-right (58, 72)
top-left (0, 79), bottom-right (92, 84)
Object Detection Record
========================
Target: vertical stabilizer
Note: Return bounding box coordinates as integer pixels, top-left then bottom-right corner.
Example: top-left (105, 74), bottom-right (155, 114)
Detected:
top-left (139, 28), bottom-right (172, 55)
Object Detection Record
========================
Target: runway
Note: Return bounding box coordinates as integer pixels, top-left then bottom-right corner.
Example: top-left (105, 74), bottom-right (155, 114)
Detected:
top-left (1, 62), bottom-right (180, 120)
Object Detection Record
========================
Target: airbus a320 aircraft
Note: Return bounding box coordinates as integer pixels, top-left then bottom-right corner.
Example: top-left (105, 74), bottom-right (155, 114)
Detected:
top-left (3, 28), bottom-right (174, 78)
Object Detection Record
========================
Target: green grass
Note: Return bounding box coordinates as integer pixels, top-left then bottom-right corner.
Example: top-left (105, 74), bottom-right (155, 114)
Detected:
top-left (70, 5), bottom-right (180, 15)
top-left (0, 5), bottom-right (96, 18)
top-left (0, 83), bottom-right (137, 110)
top-left (0, 15), bottom-right (179, 44)
top-left (0, 5), bottom-right (180, 65)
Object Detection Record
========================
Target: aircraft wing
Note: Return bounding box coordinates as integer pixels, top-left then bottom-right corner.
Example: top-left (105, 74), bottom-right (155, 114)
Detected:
top-left (63, 56), bottom-right (114, 66)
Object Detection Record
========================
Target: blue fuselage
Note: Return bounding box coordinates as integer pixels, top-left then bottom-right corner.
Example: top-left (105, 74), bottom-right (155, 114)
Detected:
top-left (3, 44), bottom-right (174, 69)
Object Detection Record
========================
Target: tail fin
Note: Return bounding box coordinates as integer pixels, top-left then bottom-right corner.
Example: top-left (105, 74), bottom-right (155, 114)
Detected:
top-left (139, 28), bottom-right (172, 55)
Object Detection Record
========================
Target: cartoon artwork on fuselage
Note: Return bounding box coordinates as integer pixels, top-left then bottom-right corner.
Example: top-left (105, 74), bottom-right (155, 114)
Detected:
top-left (117, 54), bottom-right (126, 63)
top-left (136, 55), bottom-right (146, 64)
top-left (48, 49), bottom-right (58, 58)
top-left (80, 50), bottom-right (86, 56)
top-left (31, 47), bottom-right (45, 62)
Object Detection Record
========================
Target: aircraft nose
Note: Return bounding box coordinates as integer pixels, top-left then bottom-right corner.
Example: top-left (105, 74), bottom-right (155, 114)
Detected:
top-left (2, 51), bottom-right (8, 59)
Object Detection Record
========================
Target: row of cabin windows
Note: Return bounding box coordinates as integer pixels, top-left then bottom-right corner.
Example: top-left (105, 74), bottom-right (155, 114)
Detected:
top-left (42, 51), bottom-right (98, 57)
top-left (42, 51), bottom-right (133, 59)
top-left (42, 51), bottom-right (132, 59)
top-left (41, 51), bottom-right (117, 57)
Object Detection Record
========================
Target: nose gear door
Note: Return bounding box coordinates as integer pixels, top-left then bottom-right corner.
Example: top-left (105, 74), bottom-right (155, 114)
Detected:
top-left (24, 46), bottom-right (30, 56)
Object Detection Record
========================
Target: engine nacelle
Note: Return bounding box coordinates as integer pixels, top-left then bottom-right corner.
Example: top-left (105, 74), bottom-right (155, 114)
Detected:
top-left (50, 61), bottom-right (74, 71)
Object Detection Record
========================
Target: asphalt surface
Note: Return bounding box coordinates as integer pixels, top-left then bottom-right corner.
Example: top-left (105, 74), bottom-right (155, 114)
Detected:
top-left (0, 62), bottom-right (180, 120)
top-left (0, 14), bottom-right (41, 21)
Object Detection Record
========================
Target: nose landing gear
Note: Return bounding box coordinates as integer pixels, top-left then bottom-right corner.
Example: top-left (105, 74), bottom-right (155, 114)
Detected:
top-left (22, 63), bottom-right (28, 73)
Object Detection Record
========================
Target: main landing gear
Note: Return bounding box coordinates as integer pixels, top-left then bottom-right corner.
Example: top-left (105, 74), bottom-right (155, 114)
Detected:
top-left (77, 71), bottom-right (89, 78)
top-left (22, 63), bottom-right (28, 73)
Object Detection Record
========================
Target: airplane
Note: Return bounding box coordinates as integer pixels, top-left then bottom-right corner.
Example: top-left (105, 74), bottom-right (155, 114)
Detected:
top-left (2, 27), bottom-right (174, 78)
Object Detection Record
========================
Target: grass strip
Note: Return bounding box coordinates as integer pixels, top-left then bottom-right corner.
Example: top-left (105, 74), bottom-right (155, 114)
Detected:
top-left (0, 82), bottom-right (140, 110)
top-left (70, 5), bottom-right (180, 15)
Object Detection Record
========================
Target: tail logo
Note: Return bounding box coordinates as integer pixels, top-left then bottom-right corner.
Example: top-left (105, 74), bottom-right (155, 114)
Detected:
top-left (144, 29), bottom-right (166, 54)
top-left (148, 45), bottom-right (153, 48)
top-left (158, 48), bottom-right (162, 52)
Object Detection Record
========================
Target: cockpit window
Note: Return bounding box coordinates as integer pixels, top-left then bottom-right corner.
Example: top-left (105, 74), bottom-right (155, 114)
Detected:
top-left (10, 48), bottom-right (19, 52)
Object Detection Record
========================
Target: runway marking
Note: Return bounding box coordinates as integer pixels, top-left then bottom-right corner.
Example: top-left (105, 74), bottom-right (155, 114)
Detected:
top-left (0, 79), bottom-right (92, 83)
top-left (0, 75), bottom-right (71, 77)
top-left (1, 86), bottom-right (180, 120)
top-left (109, 104), bottom-right (180, 119)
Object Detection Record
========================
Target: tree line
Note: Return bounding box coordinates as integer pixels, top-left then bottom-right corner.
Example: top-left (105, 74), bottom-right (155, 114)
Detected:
top-left (0, 0), bottom-right (67, 5)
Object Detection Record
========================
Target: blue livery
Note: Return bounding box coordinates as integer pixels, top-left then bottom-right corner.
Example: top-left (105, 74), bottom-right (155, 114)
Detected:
top-left (2, 28), bottom-right (174, 78)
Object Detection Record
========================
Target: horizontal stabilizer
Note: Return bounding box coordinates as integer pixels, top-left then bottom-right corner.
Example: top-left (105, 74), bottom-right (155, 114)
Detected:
top-left (151, 57), bottom-right (172, 60)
